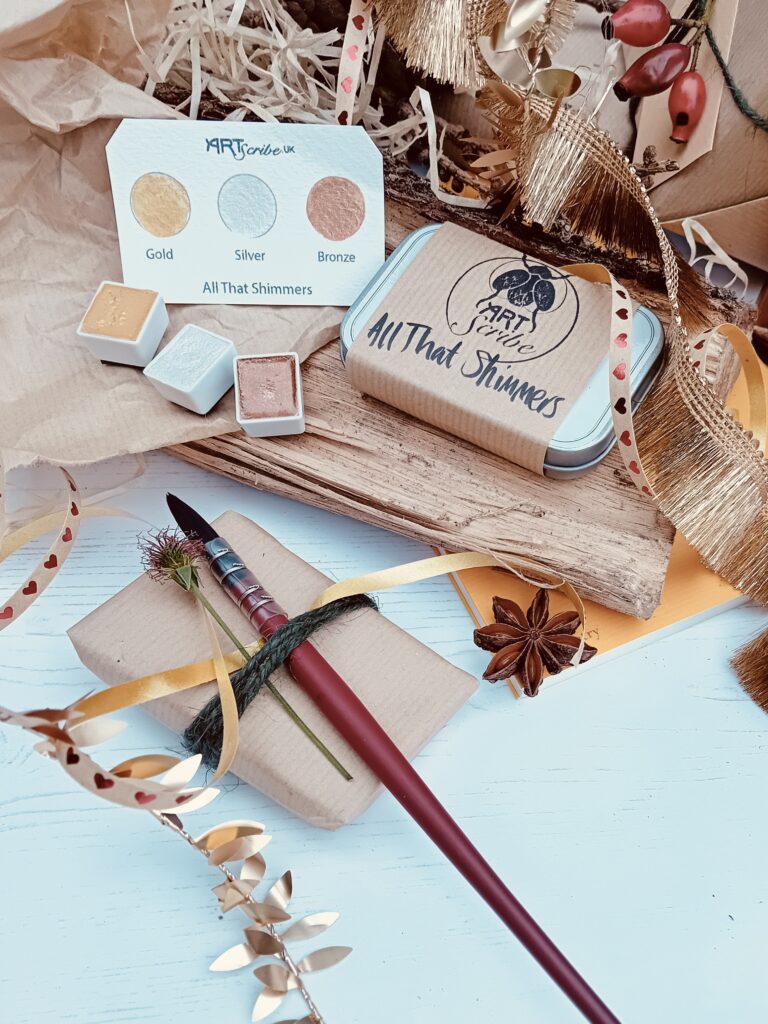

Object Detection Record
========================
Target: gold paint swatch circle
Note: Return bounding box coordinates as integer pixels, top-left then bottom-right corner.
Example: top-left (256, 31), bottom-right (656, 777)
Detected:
top-left (130, 173), bottom-right (191, 237)
top-left (306, 176), bottom-right (365, 241)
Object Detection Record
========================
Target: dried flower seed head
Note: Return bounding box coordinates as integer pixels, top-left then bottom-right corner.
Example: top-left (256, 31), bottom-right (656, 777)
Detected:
top-left (139, 528), bottom-right (205, 590)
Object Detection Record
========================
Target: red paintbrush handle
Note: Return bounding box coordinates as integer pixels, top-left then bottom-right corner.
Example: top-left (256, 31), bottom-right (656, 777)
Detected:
top-left (286, 640), bottom-right (620, 1024)
top-left (206, 539), bottom-right (619, 1023)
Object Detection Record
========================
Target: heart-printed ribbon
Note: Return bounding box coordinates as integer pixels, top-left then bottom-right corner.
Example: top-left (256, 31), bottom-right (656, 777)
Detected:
top-left (335, 0), bottom-right (375, 125)
top-left (0, 468), bottom-right (82, 630)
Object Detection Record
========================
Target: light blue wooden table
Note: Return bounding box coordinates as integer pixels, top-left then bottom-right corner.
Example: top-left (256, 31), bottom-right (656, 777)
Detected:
top-left (1, 452), bottom-right (766, 1023)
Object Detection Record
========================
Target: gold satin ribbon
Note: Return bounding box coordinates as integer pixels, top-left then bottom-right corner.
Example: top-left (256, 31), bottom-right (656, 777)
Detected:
top-left (0, 506), bottom-right (124, 560)
top-left (73, 642), bottom-right (263, 723)
top-left (713, 322), bottom-right (767, 455)
top-left (312, 549), bottom-right (587, 666)
top-left (201, 605), bottom-right (242, 781)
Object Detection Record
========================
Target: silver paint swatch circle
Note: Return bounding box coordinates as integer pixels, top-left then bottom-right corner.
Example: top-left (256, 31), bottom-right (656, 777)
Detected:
top-left (217, 174), bottom-right (277, 237)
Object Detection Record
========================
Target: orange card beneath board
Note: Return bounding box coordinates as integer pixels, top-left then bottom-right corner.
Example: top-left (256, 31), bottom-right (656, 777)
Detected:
top-left (449, 363), bottom-right (766, 694)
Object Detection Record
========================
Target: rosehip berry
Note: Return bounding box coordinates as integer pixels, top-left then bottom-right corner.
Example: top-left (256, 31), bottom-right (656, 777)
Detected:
top-left (668, 70), bottom-right (707, 143)
top-left (614, 43), bottom-right (691, 101)
top-left (603, 0), bottom-right (672, 48)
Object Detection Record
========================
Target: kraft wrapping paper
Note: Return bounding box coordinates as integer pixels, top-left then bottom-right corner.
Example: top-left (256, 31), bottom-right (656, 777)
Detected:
top-left (0, 0), bottom-right (342, 472)
top-left (68, 511), bottom-right (479, 830)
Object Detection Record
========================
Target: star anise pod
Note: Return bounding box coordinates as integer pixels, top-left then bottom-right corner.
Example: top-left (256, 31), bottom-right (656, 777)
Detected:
top-left (473, 589), bottom-right (597, 697)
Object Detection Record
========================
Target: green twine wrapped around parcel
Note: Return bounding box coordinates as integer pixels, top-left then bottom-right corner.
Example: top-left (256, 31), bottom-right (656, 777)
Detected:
top-left (183, 593), bottom-right (378, 769)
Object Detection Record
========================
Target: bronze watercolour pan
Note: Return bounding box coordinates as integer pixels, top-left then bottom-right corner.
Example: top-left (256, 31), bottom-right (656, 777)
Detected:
top-left (234, 353), bottom-right (304, 437)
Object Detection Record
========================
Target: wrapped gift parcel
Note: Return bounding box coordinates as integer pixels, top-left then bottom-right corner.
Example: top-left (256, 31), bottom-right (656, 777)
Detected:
top-left (341, 223), bottom-right (614, 476)
top-left (68, 512), bottom-right (478, 829)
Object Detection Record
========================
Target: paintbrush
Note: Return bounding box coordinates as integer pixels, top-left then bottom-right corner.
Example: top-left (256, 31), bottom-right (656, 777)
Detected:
top-left (167, 493), bottom-right (619, 1024)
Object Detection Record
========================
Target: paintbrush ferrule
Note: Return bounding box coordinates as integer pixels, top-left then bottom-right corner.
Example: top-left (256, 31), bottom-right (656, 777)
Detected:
top-left (204, 537), bottom-right (286, 627)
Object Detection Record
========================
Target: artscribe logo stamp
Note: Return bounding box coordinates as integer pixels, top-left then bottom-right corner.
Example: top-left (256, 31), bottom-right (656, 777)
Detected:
top-left (445, 255), bottom-right (580, 363)
top-left (363, 253), bottom-right (582, 423)
top-left (205, 138), bottom-right (296, 160)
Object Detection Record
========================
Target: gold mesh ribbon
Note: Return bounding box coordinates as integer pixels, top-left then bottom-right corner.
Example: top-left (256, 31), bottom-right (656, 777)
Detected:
top-left (482, 84), bottom-right (768, 612)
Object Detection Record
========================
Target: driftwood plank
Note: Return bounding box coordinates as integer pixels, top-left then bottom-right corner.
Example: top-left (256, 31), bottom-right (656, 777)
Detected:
top-left (170, 336), bottom-right (733, 620)
top-left (171, 169), bottom-right (750, 619)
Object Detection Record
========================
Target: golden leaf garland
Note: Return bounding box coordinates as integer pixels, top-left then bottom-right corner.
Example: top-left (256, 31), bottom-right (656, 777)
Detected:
top-left (166, 814), bottom-right (351, 1023)
top-left (0, 703), bottom-right (348, 1024)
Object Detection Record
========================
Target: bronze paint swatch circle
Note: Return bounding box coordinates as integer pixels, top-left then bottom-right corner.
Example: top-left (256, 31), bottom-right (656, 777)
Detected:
top-left (306, 177), bottom-right (365, 241)
top-left (130, 173), bottom-right (191, 237)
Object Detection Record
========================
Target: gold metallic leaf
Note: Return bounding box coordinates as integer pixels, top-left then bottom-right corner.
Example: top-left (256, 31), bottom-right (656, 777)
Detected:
top-left (196, 820), bottom-right (265, 850)
top-left (534, 66), bottom-right (581, 100)
top-left (109, 754), bottom-right (182, 779)
top-left (209, 942), bottom-right (255, 972)
top-left (265, 870), bottom-right (292, 910)
top-left (159, 753), bottom-right (203, 787)
top-left (252, 988), bottom-right (284, 1022)
top-left (240, 854), bottom-right (267, 885)
top-left (281, 912), bottom-right (339, 943)
top-left (253, 964), bottom-right (297, 994)
top-left (212, 879), bottom-right (254, 913)
top-left (69, 718), bottom-right (127, 748)
top-left (243, 900), bottom-right (292, 926)
top-left (296, 946), bottom-right (352, 974)
top-left (208, 834), bottom-right (271, 866)
top-left (244, 927), bottom-right (283, 956)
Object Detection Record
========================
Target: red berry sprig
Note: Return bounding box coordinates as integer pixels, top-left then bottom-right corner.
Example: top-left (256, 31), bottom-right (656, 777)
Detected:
top-left (608, 0), bottom-right (710, 145)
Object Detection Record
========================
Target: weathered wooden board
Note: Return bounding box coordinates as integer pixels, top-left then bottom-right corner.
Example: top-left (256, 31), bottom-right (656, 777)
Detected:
top-left (171, 167), bottom-right (750, 619)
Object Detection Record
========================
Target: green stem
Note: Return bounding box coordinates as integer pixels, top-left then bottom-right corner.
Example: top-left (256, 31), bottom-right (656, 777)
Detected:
top-left (190, 583), bottom-right (353, 781)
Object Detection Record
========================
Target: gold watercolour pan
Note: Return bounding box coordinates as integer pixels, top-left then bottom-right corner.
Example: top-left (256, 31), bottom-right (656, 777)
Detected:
top-left (340, 224), bottom-right (664, 477)
top-left (106, 119), bottom-right (385, 306)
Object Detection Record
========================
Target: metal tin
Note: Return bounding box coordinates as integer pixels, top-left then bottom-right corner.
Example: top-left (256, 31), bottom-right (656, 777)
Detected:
top-left (341, 224), bottom-right (664, 478)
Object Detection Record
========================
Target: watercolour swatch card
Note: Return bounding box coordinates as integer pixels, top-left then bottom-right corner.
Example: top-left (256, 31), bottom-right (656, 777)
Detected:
top-left (106, 120), bottom-right (384, 306)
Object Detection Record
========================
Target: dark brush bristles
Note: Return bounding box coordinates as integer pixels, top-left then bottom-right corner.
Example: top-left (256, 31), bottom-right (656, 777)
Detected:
top-left (732, 629), bottom-right (768, 711)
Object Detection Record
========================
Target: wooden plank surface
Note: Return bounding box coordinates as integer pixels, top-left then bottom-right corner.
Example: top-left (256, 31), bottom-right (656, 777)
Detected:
top-left (170, 344), bottom-right (672, 617)
top-left (170, 328), bottom-right (742, 620)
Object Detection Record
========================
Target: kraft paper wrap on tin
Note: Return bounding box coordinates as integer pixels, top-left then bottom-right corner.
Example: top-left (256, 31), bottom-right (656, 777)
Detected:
top-left (68, 511), bottom-right (479, 830)
top-left (345, 223), bottom-right (612, 475)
